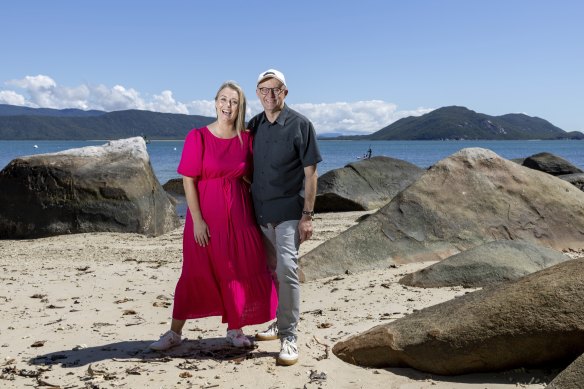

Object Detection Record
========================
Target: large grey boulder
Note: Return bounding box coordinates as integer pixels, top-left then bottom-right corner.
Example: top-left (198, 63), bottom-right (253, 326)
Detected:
top-left (399, 240), bottom-right (571, 288)
top-left (333, 257), bottom-right (584, 375)
top-left (315, 156), bottom-right (423, 212)
top-left (522, 152), bottom-right (583, 176)
top-left (560, 173), bottom-right (584, 191)
top-left (546, 353), bottom-right (584, 389)
top-left (299, 148), bottom-right (584, 281)
top-left (0, 137), bottom-right (180, 239)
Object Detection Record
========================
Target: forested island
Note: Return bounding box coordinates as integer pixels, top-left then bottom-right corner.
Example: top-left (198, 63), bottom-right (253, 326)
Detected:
top-left (1, 104), bottom-right (582, 140)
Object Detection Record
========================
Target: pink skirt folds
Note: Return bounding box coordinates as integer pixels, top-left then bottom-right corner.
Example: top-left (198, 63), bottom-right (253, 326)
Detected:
top-left (172, 177), bottom-right (277, 329)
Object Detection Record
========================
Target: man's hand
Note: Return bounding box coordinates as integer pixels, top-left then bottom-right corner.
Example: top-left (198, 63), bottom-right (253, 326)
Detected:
top-left (298, 216), bottom-right (313, 244)
top-left (299, 164), bottom-right (318, 244)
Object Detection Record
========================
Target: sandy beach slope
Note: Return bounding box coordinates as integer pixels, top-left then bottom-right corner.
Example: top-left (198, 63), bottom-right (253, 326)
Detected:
top-left (0, 211), bottom-right (557, 388)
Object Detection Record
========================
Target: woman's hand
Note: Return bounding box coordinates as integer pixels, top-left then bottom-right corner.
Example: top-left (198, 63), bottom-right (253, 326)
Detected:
top-left (193, 217), bottom-right (210, 247)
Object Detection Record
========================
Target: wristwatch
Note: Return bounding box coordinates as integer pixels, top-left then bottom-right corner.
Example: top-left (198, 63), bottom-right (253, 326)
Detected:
top-left (302, 210), bottom-right (315, 219)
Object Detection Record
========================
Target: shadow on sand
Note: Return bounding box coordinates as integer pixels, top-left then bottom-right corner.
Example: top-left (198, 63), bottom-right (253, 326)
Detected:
top-left (384, 366), bottom-right (558, 386)
top-left (29, 337), bottom-right (560, 386)
top-left (29, 337), bottom-right (277, 367)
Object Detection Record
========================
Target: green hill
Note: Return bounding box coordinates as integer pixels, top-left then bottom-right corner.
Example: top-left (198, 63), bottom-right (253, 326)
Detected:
top-left (338, 106), bottom-right (583, 140)
top-left (0, 105), bottom-right (215, 140)
top-left (0, 104), bottom-right (105, 117)
top-left (2, 104), bottom-right (582, 141)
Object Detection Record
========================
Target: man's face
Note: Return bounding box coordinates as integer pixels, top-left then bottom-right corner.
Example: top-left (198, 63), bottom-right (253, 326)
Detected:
top-left (256, 78), bottom-right (287, 112)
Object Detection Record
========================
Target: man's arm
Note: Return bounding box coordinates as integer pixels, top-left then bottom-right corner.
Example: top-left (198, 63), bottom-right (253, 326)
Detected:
top-left (298, 164), bottom-right (318, 244)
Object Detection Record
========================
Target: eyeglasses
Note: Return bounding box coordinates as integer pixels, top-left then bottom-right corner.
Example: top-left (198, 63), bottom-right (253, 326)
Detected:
top-left (258, 87), bottom-right (285, 96)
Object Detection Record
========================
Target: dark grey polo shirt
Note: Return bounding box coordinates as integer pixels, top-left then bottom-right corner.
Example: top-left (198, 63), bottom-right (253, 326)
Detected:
top-left (248, 104), bottom-right (322, 226)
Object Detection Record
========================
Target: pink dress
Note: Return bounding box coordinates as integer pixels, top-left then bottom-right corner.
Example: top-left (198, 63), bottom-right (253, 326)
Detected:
top-left (173, 127), bottom-right (277, 329)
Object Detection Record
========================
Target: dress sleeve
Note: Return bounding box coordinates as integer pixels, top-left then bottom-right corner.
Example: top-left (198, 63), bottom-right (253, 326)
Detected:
top-left (177, 128), bottom-right (203, 178)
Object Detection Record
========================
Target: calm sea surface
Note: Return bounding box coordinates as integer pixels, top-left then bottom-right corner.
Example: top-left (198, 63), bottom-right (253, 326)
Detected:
top-left (0, 139), bottom-right (582, 185)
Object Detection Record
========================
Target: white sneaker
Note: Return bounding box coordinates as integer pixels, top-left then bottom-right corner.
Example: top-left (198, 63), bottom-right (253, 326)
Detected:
top-left (255, 321), bottom-right (278, 341)
top-left (277, 336), bottom-right (298, 366)
top-left (226, 329), bottom-right (252, 348)
top-left (149, 330), bottom-right (182, 351)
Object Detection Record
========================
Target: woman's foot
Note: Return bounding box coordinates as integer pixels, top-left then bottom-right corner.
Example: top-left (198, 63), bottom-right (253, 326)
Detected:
top-left (226, 329), bottom-right (252, 348)
top-left (149, 330), bottom-right (182, 351)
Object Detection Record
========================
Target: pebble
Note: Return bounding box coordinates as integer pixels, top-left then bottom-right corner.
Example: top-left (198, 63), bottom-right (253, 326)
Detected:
top-left (3, 356), bottom-right (16, 365)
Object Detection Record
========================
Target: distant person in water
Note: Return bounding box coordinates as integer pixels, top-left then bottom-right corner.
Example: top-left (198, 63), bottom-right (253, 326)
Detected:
top-left (149, 81), bottom-right (277, 351)
top-left (366, 146), bottom-right (372, 159)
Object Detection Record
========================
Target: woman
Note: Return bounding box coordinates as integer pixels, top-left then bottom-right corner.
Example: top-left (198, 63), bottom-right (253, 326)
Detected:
top-left (150, 81), bottom-right (277, 350)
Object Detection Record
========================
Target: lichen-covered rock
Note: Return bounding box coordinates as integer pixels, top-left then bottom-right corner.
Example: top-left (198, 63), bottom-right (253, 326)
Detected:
top-left (546, 353), bottom-right (584, 389)
top-left (300, 148), bottom-right (584, 281)
top-left (522, 152), bottom-right (583, 176)
top-left (315, 156), bottom-right (423, 212)
top-left (0, 137), bottom-right (180, 238)
top-left (399, 240), bottom-right (570, 288)
top-left (163, 177), bottom-right (184, 195)
top-left (560, 173), bottom-right (584, 191)
top-left (333, 258), bottom-right (584, 375)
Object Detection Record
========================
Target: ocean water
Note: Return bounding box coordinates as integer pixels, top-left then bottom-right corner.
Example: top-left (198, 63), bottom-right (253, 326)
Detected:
top-left (0, 139), bottom-right (582, 185)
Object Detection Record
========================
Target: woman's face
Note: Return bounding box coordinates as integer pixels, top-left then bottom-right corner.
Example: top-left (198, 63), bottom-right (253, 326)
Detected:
top-left (215, 87), bottom-right (239, 123)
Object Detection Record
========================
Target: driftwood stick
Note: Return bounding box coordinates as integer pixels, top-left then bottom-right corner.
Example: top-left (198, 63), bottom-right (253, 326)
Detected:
top-left (312, 335), bottom-right (330, 359)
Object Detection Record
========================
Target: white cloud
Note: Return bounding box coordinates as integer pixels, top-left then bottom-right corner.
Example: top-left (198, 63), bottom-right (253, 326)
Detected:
top-left (186, 99), bottom-right (433, 134)
top-left (146, 90), bottom-right (189, 114)
top-left (0, 90), bottom-right (26, 106)
top-left (246, 100), bottom-right (265, 118)
top-left (8, 74), bottom-right (56, 90)
top-left (88, 84), bottom-right (145, 111)
top-left (186, 99), bottom-right (216, 117)
top-left (3, 75), bottom-right (189, 114)
top-left (290, 101), bottom-right (433, 134)
top-left (7, 75), bottom-right (59, 108)
top-left (2, 74), bottom-right (434, 135)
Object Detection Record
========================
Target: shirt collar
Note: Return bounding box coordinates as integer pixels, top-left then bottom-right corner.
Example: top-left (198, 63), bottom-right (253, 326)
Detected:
top-left (262, 104), bottom-right (289, 126)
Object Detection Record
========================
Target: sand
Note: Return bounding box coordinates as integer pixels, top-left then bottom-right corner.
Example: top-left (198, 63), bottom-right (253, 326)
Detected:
top-left (0, 211), bottom-right (555, 388)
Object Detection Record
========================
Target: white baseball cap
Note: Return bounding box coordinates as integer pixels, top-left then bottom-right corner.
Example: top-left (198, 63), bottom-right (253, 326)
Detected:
top-left (257, 69), bottom-right (287, 87)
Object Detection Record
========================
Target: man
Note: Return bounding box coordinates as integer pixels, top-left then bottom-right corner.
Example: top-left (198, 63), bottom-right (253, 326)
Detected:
top-left (248, 69), bottom-right (322, 366)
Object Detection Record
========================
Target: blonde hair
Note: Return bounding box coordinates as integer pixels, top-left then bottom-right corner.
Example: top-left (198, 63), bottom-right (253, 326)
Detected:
top-left (215, 81), bottom-right (247, 144)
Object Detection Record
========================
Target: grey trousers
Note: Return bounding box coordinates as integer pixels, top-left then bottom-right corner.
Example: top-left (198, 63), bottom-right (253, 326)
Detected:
top-left (260, 220), bottom-right (300, 339)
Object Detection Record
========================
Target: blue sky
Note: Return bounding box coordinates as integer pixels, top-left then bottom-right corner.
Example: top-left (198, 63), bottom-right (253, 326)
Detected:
top-left (1, 0), bottom-right (583, 134)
